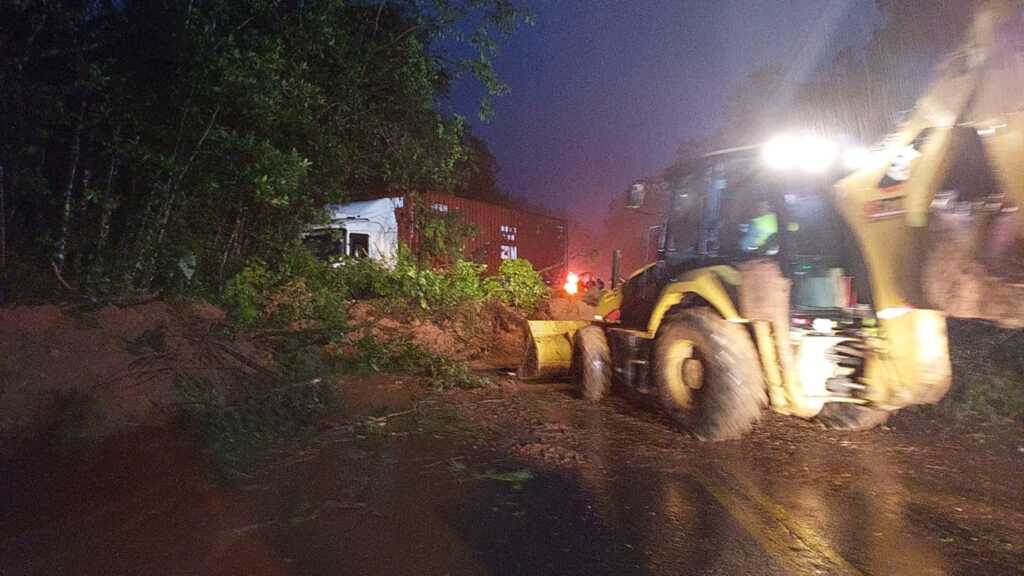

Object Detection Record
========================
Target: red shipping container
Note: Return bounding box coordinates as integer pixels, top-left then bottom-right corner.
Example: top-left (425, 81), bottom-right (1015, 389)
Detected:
top-left (395, 193), bottom-right (568, 280)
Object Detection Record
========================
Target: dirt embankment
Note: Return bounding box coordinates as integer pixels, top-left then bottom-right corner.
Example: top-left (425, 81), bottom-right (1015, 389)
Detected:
top-left (0, 296), bottom-right (546, 453)
top-left (338, 296), bottom-right (592, 372)
top-left (0, 300), bottom-right (273, 452)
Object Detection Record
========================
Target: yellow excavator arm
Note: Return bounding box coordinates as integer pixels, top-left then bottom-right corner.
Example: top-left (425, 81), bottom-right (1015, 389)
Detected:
top-left (835, 0), bottom-right (1023, 407)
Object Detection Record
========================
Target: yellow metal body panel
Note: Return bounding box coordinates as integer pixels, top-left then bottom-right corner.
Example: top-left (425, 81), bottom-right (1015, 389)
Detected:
top-left (645, 266), bottom-right (743, 336)
top-left (861, 309), bottom-right (952, 408)
top-left (594, 289), bottom-right (623, 318)
top-left (518, 320), bottom-right (589, 380)
top-left (752, 321), bottom-right (789, 413)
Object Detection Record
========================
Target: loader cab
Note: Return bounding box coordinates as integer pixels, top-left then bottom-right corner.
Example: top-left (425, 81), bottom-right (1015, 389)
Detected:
top-left (657, 150), bottom-right (794, 264)
top-left (659, 152), bottom-right (849, 267)
top-left (621, 148), bottom-right (870, 328)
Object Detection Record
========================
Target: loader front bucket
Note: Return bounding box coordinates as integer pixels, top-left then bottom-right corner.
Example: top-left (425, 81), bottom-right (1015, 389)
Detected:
top-left (518, 320), bottom-right (591, 380)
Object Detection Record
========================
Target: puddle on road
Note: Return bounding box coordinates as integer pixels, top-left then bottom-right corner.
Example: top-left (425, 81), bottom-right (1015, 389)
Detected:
top-left (2, 388), bottom-right (1021, 576)
top-left (530, 391), bottom-right (1022, 576)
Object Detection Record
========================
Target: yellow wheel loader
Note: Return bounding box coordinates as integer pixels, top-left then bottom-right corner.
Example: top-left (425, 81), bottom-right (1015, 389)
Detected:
top-left (521, 0), bottom-right (1024, 440)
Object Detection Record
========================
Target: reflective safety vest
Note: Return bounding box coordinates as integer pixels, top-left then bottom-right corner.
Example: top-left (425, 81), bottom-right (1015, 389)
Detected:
top-left (741, 212), bottom-right (778, 252)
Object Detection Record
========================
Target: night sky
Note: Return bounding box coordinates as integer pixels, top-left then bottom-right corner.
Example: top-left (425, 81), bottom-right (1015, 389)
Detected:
top-left (449, 1), bottom-right (884, 226)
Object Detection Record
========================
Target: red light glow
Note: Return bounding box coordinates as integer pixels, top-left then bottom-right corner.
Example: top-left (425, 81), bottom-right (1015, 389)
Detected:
top-left (563, 272), bottom-right (579, 295)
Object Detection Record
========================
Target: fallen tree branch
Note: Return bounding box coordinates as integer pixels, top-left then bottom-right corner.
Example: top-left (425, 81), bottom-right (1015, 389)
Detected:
top-left (205, 339), bottom-right (280, 379)
top-left (91, 352), bottom-right (175, 392)
top-left (367, 408), bottom-right (416, 422)
top-left (51, 260), bottom-right (74, 291)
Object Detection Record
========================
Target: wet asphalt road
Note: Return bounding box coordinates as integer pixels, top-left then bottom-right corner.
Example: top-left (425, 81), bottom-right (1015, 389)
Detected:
top-left (2, 381), bottom-right (1023, 576)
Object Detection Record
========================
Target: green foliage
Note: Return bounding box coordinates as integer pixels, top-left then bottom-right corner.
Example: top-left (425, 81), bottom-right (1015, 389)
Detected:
top-left (224, 240), bottom-right (546, 335)
top-left (223, 243), bottom-right (347, 333)
top-left (381, 254), bottom-right (546, 311)
top-left (0, 0), bottom-right (528, 296)
top-left (938, 320), bottom-right (1024, 421)
top-left (484, 259), bottom-right (549, 310)
top-left (447, 260), bottom-right (489, 303)
top-left (223, 260), bottom-right (276, 327)
top-left (332, 257), bottom-right (396, 300)
top-left (345, 336), bottom-right (487, 391)
top-left (945, 370), bottom-right (1024, 421)
top-left (454, 132), bottom-right (506, 203)
top-left (389, 252), bottom-right (451, 310)
top-left (175, 374), bottom-right (340, 468)
top-left (449, 460), bottom-right (534, 490)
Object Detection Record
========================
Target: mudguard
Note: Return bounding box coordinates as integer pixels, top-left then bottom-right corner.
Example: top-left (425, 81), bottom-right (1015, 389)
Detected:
top-left (644, 266), bottom-right (743, 336)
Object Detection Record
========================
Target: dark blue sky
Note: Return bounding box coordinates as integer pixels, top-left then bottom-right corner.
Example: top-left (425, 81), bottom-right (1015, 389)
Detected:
top-left (448, 0), bottom-right (884, 224)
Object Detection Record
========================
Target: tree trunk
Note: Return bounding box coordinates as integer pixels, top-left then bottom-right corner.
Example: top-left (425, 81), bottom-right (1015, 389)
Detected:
top-left (93, 155), bottom-right (119, 277)
top-left (135, 179), bottom-right (177, 291)
top-left (117, 175), bottom-right (140, 279)
top-left (54, 104), bottom-right (85, 274)
top-left (219, 208), bottom-right (245, 290)
top-left (135, 107), bottom-right (219, 291)
top-left (71, 168), bottom-right (92, 278)
top-left (129, 179), bottom-right (160, 285)
top-left (1, 164), bottom-right (7, 303)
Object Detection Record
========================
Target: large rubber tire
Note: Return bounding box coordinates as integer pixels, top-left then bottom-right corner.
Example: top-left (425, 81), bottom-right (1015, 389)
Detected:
top-left (652, 308), bottom-right (767, 441)
top-left (816, 403), bottom-right (890, 431)
top-left (572, 326), bottom-right (612, 402)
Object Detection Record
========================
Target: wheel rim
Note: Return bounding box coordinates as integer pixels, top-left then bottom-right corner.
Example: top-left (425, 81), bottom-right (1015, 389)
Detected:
top-left (662, 339), bottom-right (697, 407)
top-left (682, 358), bottom-right (704, 390)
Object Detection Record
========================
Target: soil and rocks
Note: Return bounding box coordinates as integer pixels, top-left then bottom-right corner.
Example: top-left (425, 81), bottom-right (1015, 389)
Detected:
top-left (0, 295), bottom-right (540, 455)
top-left (338, 295), bottom-right (592, 371)
top-left (4, 360), bottom-right (1022, 575)
top-left (0, 299), bottom-right (276, 452)
top-left (341, 299), bottom-right (529, 370)
top-left (2, 296), bottom-right (1023, 575)
top-left (924, 211), bottom-right (1024, 329)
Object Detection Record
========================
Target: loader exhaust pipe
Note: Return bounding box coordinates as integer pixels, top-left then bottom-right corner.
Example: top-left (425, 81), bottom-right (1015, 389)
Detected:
top-left (611, 249), bottom-right (622, 290)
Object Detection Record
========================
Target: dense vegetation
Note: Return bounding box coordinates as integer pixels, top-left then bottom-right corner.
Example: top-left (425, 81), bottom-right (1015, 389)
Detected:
top-left (224, 242), bottom-right (548, 330)
top-left (0, 0), bottom-right (527, 299)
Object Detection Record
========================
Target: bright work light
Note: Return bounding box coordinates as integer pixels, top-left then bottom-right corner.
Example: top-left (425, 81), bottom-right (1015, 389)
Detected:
top-left (842, 146), bottom-right (871, 171)
top-left (763, 135), bottom-right (803, 171)
top-left (801, 138), bottom-right (839, 173)
top-left (763, 133), bottom-right (856, 174)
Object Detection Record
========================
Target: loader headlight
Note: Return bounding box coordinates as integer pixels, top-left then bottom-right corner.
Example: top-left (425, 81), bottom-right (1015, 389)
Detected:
top-left (763, 135), bottom-right (803, 171)
top-left (842, 146), bottom-right (871, 171)
top-left (763, 133), bottom-right (865, 174)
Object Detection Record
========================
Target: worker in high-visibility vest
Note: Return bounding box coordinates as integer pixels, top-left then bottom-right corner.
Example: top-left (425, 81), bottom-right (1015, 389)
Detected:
top-left (739, 200), bottom-right (779, 254)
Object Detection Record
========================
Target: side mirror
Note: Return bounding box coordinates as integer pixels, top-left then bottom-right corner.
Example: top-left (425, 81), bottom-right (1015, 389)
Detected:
top-left (626, 182), bottom-right (645, 209)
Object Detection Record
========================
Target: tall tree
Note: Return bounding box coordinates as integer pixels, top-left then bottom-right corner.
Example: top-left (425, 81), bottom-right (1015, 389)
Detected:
top-left (454, 132), bottom-right (504, 203)
top-left (0, 0), bottom-right (528, 295)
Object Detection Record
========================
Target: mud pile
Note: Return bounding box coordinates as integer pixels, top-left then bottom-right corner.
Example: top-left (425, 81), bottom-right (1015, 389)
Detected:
top-left (923, 211), bottom-right (1024, 328)
top-left (0, 295), bottom-right (561, 451)
top-left (343, 300), bottom-right (529, 370)
top-left (339, 294), bottom-right (601, 372)
top-left (0, 300), bottom-right (272, 451)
